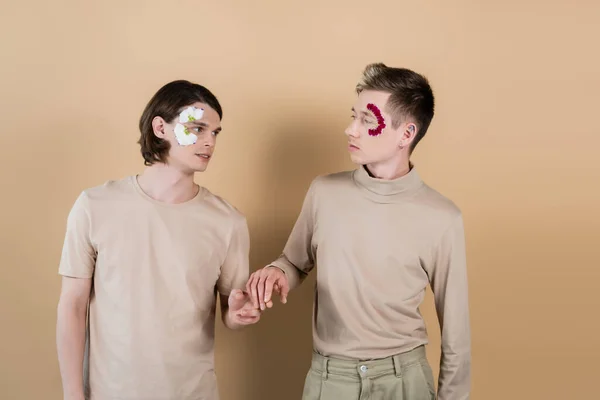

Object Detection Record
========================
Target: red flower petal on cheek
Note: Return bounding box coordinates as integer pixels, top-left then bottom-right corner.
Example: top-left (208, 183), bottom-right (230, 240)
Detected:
top-left (366, 103), bottom-right (386, 137)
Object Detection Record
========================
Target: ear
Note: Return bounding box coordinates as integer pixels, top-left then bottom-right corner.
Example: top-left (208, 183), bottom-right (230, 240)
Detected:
top-left (152, 116), bottom-right (168, 139)
top-left (399, 123), bottom-right (418, 149)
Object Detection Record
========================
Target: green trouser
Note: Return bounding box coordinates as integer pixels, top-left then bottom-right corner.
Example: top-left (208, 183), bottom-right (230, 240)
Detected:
top-left (302, 346), bottom-right (436, 400)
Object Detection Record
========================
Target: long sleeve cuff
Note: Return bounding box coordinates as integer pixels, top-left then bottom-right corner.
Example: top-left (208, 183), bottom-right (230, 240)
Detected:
top-left (269, 255), bottom-right (305, 290)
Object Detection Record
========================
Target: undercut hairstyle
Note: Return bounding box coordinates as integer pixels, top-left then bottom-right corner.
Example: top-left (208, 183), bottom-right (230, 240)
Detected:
top-left (138, 80), bottom-right (223, 165)
top-left (356, 63), bottom-right (435, 152)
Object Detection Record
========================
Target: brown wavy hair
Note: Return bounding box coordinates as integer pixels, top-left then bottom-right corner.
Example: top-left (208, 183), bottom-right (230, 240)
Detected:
top-left (138, 80), bottom-right (223, 165)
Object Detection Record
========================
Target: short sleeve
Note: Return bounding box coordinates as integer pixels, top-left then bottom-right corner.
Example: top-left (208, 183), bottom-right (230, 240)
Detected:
top-left (216, 215), bottom-right (250, 295)
top-left (58, 192), bottom-right (96, 279)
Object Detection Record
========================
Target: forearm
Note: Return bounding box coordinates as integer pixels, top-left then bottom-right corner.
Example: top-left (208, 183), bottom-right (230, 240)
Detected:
top-left (436, 295), bottom-right (471, 399)
top-left (56, 303), bottom-right (87, 400)
top-left (437, 343), bottom-right (471, 400)
top-left (268, 179), bottom-right (318, 290)
top-left (437, 289), bottom-right (471, 399)
top-left (430, 214), bottom-right (471, 399)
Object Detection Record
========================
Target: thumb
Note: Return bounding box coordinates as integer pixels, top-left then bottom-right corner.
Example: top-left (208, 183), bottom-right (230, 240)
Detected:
top-left (228, 289), bottom-right (246, 311)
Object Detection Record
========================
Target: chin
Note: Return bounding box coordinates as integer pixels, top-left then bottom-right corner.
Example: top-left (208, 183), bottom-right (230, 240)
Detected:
top-left (185, 161), bottom-right (208, 173)
top-left (349, 153), bottom-right (366, 165)
top-left (192, 165), bottom-right (209, 173)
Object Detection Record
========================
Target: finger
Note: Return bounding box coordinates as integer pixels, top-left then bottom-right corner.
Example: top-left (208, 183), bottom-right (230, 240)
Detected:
top-left (239, 308), bottom-right (261, 318)
top-left (236, 316), bottom-right (260, 325)
top-left (245, 275), bottom-right (252, 297)
top-left (271, 284), bottom-right (281, 305)
top-left (248, 273), bottom-right (260, 309)
top-left (228, 289), bottom-right (245, 311)
top-left (279, 278), bottom-right (290, 304)
top-left (264, 274), bottom-right (277, 304)
top-left (257, 271), bottom-right (268, 310)
top-left (233, 289), bottom-right (244, 300)
top-left (266, 300), bottom-right (274, 309)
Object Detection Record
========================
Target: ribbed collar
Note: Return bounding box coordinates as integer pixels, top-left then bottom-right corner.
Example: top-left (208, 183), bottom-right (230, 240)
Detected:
top-left (352, 165), bottom-right (424, 203)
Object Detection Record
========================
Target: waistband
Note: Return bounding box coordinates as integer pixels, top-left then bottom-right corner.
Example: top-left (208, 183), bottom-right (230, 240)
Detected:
top-left (310, 346), bottom-right (428, 379)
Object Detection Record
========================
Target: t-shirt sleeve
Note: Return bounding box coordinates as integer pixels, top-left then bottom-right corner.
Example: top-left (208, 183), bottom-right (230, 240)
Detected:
top-left (216, 214), bottom-right (250, 296)
top-left (58, 192), bottom-right (97, 279)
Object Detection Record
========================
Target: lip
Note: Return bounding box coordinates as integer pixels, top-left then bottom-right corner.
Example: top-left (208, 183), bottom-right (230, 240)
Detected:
top-left (348, 143), bottom-right (360, 151)
top-left (195, 153), bottom-right (212, 160)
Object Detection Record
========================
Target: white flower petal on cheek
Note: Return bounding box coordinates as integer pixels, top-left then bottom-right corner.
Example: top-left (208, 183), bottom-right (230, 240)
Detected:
top-left (174, 123), bottom-right (198, 146)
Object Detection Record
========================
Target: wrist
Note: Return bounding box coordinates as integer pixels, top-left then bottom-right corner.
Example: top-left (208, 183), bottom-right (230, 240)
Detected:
top-left (266, 265), bottom-right (285, 275)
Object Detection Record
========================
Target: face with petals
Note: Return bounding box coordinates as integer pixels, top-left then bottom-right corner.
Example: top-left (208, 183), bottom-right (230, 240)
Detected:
top-left (152, 102), bottom-right (222, 173)
top-left (345, 90), bottom-right (416, 166)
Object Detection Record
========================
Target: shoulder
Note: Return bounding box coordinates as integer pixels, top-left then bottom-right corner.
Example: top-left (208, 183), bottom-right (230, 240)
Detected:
top-left (81, 176), bottom-right (135, 202)
top-left (315, 170), bottom-right (354, 184)
top-left (72, 176), bottom-right (135, 211)
top-left (63, 177), bottom-right (134, 229)
top-left (415, 182), bottom-right (463, 225)
top-left (201, 188), bottom-right (247, 226)
top-left (309, 170), bottom-right (355, 192)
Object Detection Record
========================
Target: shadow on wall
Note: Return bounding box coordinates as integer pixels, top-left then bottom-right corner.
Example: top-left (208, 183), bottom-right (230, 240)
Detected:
top-left (216, 109), bottom-right (351, 400)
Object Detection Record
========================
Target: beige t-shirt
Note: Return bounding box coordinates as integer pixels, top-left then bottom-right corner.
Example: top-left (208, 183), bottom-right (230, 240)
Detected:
top-left (58, 176), bottom-right (249, 400)
top-left (270, 166), bottom-right (471, 400)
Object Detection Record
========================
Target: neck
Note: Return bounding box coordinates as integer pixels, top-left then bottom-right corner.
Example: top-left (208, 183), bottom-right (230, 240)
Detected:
top-left (365, 153), bottom-right (411, 180)
top-left (137, 163), bottom-right (199, 204)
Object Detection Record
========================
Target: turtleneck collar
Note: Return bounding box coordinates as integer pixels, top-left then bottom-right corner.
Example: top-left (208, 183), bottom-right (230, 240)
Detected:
top-left (352, 164), bottom-right (424, 203)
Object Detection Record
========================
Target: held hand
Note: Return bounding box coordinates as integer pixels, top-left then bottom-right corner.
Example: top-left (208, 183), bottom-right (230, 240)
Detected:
top-left (246, 266), bottom-right (290, 311)
top-left (227, 289), bottom-right (261, 327)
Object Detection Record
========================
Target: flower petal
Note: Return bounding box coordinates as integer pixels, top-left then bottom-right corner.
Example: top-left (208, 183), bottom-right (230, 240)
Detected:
top-left (193, 108), bottom-right (205, 120)
top-left (174, 123), bottom-right (198, 145)
top-left (179, 106), bottom-right (195, 123)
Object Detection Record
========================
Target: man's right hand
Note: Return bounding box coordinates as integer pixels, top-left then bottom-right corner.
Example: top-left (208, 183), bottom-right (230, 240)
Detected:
top-left (246, 266), bottom-right (290, 311)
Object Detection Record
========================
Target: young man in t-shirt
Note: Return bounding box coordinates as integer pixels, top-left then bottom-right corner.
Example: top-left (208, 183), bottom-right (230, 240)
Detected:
top-left (247, 64), bottom-right (471, 400)
top-left (56, 80), bottom-right (260, 400)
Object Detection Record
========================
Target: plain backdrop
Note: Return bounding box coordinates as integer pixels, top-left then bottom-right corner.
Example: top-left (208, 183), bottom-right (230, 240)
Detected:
top-left (1, 1), bottom-right (599, 399)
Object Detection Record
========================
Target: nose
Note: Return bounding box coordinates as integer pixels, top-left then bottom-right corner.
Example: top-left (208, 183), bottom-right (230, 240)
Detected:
top-left (345, 120), bottom-right (360, 138)
top-left (203, 134), bottom-right (216, 148)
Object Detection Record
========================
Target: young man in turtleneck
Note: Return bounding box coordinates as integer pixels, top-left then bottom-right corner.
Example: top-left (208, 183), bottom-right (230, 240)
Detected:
top-left (246, 63), bottom-right (471, 400)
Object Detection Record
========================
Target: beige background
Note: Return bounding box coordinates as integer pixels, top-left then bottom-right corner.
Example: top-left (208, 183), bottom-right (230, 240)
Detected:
top-left (1, 1), bottom-right (599, 399)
